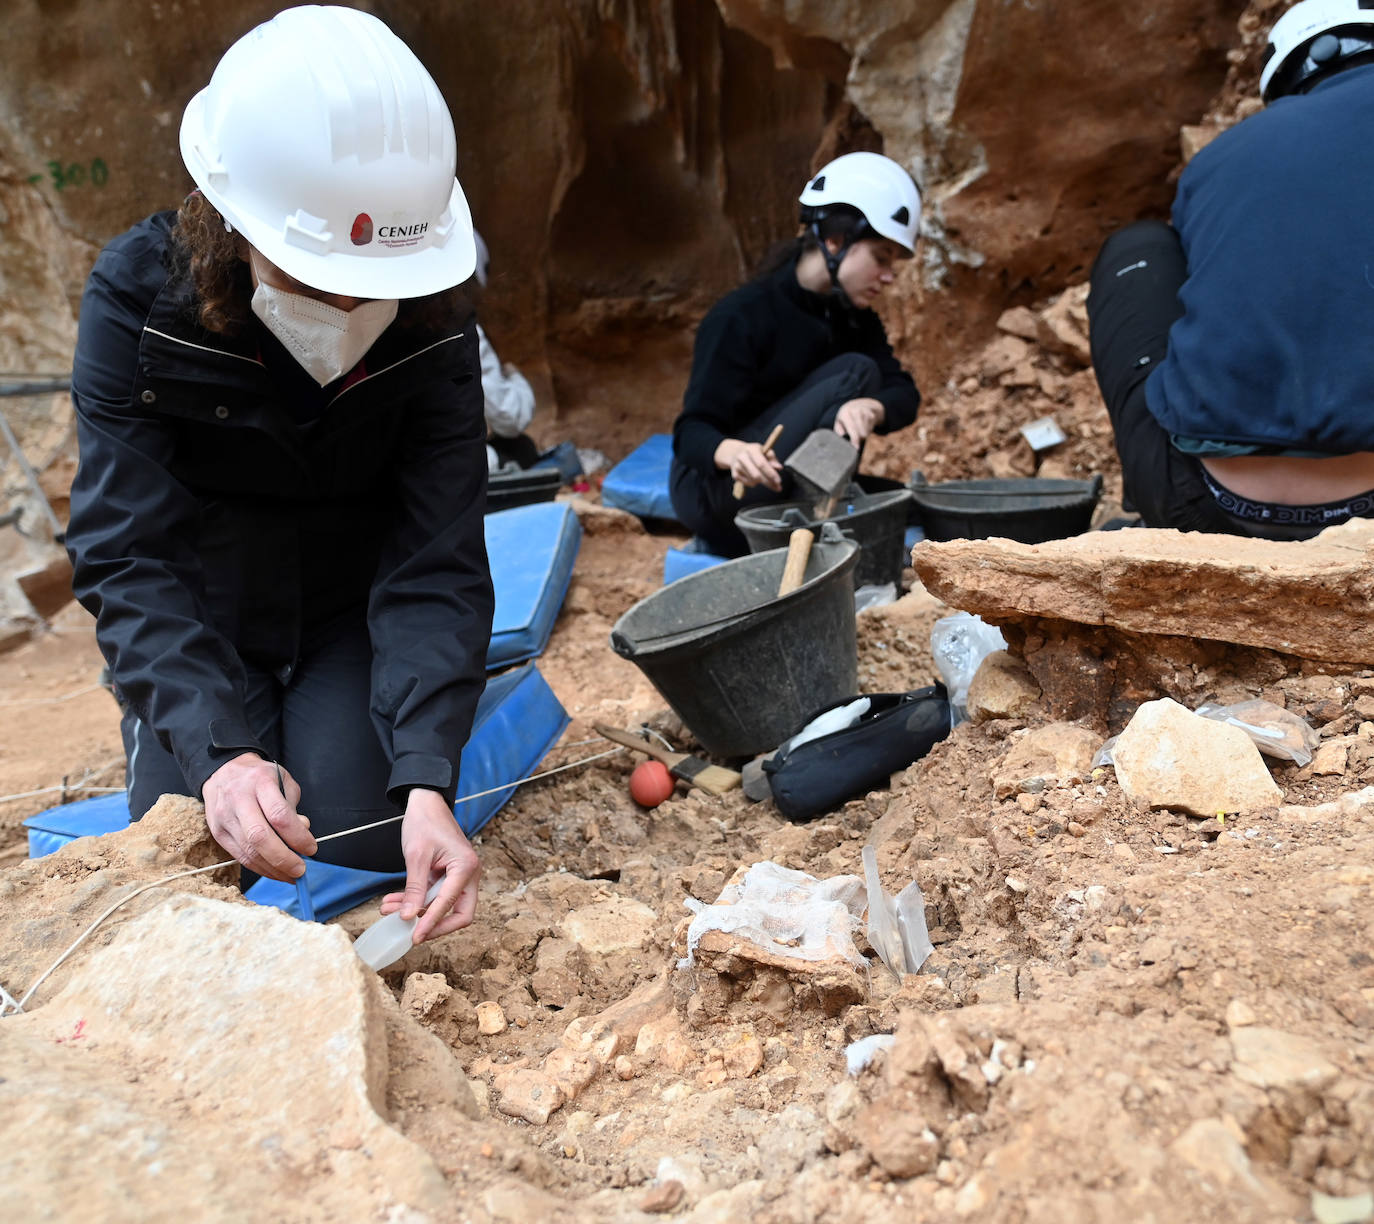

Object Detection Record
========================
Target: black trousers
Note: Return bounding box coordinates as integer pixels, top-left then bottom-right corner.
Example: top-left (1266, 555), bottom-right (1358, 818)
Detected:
top-left (669, 352), bottom-right (882, 556)
top-left (122, 611), bottom-right (404, 874)
top-left (1087, 220), bottom-right (1347, 540)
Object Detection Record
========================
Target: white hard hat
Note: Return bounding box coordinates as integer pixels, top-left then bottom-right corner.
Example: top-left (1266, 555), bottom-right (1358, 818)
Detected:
top-left (798, 152), bottom-right (921, 255)
top-left (180, 5), bottom-right (475, 299)
top-left (1260, 0), bottom-right (1374, 101)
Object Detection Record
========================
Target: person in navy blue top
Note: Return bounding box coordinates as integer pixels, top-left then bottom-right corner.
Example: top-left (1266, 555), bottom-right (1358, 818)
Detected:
top-left (1086, 0), bottom-right (1374, 539)
top-left (670, 153), bottom-right (922, 557)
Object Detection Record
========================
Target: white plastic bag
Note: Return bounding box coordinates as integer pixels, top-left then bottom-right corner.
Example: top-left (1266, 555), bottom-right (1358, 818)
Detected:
top-left (862, 844), bottom-right (934, 977)
top-left (1195, 699), bottom-right (1319, 766)
top-left (679, 861), bottom-right (867, 969)
top-left (1094, 698), bottom-right (1320, 769)
top-left (931, 612), bottom-right (1007, 726)
top-left (855, 582), bottom-right (898, 613)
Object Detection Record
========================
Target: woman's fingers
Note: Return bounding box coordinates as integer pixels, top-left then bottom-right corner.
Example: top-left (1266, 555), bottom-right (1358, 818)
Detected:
top-left (734, 444), bottom-right (783, 490)
top-left (420, 874), bottom-right (480, 941)
top-left (413, 862), bottom-right (480, 943)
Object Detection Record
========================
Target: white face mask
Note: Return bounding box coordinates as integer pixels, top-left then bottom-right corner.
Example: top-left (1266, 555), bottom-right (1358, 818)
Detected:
top-left (250, 283), bottom-right (398, 386)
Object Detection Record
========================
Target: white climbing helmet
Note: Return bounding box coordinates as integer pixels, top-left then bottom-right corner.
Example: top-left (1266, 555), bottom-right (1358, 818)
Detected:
top-left (798, 152), bottom-right (921, 255)
top-left (1260, 0), bottom-right (1374, 102)
top-left (179, 5), bottom-right (476, 299)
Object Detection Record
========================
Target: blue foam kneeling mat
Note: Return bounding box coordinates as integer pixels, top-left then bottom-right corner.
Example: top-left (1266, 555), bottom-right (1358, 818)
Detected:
top-left (600, 434), bottom-right (677, 522)
top-left (663, 546), bottom-right (728, 584)
top-left (486, 500), bottom-right (582, 671)
top-left (23, 791), bottom-right (132, 859)
top-left (23, 661), bottom-right (569, 923)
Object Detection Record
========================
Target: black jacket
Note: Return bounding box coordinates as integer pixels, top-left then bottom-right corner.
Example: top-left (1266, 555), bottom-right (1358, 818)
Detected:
top-left (672, 255), bottom-right (920, 473)
top-left (67, 211), bottom-right (494, 803)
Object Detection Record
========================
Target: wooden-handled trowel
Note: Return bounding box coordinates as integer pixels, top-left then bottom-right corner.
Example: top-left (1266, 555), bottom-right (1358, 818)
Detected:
top-left (783, 429), bottom-right (859, 520)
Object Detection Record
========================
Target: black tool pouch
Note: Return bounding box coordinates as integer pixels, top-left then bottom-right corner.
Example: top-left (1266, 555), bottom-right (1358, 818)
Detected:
top-left (762, 684), bottom-right (951, 823)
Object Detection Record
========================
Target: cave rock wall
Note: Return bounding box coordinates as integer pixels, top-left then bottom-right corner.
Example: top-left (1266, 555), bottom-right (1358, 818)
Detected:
top-left (0, 0), bottom-right (1245, 451)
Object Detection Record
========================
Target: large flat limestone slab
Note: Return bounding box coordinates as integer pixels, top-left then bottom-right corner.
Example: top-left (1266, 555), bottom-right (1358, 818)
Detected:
top-left (0, 895), bottom-right (452, 1221)
top-left (911, 520), bottom-right (1374, 663)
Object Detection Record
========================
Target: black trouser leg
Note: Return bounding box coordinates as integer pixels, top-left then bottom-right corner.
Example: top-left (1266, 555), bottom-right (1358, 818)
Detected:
top-left (1086, 221), bottom-right (1227, 531)
top-left (669, 353), bottom-right (882, 556)
top-left (123, 612), bottom-right (403, 874)
top-left (278, 614), bottom-right (402, 872)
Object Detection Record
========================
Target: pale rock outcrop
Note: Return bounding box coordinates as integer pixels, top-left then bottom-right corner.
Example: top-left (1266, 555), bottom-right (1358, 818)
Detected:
top-left (911, 521), bottom-right (1374, 725)
top-left (0, 895), bottom-right (473, 1220)
top-left (1111, 698), bottom-right (1281, 817)
top-left (967, 649), bottom-right (1041, 722)
top-left (913, 520), bottom-right (1374, 665)
top-left (990, 722), bottom-right (1100, 800)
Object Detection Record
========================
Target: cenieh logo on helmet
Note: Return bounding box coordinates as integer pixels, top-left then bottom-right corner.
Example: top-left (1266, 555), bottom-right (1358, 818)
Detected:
top-left (376, 218), bottom-right (430, 249)
top-left (350, 213), bottom-right (373, 246)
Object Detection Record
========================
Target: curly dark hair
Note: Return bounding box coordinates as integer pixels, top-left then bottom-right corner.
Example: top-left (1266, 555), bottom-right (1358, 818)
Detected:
top-left (169, 192), bottom-right (253, 334)
top-left (169, 192), bottom-right (472, 336)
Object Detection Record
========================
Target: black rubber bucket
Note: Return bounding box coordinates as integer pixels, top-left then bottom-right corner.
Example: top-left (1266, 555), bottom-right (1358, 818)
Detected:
top-left (734, 488), bottom-right (913, 588)
top-left (485, 466), bottom-right (562, 514)
top-left (609, 528), bottom-right (859, 758)
top-left (908, 474), bottom-right (1103, 543)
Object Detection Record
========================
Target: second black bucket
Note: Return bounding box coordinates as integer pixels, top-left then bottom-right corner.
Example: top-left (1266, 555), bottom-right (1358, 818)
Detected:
top-left (733, 487), bottom-right (913, 588)
top-left (610, 527), bottom-right (859, 758)
top-left (908, 474), bottom-right (1103, 543)
top-left (486, 465), bottom-right (563, 514)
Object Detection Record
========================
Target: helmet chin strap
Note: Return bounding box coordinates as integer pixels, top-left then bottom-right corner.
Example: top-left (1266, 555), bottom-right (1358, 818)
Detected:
top-left (811, 222), bottom-right (857, 310)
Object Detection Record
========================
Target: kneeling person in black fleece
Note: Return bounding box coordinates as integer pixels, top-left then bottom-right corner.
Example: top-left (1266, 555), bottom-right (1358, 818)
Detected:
top-left (670, 152), bottom-right (923, 557)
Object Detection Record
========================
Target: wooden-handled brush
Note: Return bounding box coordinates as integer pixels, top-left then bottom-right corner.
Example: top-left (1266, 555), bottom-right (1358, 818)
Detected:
top-left (594, 724), bottom-right (742, 796)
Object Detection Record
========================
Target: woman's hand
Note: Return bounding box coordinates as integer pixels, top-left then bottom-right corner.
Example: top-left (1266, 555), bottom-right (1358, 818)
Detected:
top-left (833, 397), bottom-right (885, 446)
top-left (203, 752), bottom-right (314, 881)
top-left (378, 789), bottom-right (480, 945)
top-left (715, 437), bottom-right (783, 492)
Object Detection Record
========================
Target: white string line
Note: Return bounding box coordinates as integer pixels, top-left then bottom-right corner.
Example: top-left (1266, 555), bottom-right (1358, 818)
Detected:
top-left (0, 682), bottom-right (103, 707)
top-left (1, 743), bottom-right (626, 1017)
top-left (6, 859), bottom-right (229, 1015)
top-left (0, 762), bottom-right (126, 807)
top-left (0, 738), bottom-right (612, 807)
top-left (0, 784), bottom-right (125, 805)
top-left (311, 746), bottom-right (624, 845)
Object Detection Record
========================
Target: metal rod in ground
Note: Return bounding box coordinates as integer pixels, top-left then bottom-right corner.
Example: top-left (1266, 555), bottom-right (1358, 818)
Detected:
top-left (0, 403), bottom-right (63, 536)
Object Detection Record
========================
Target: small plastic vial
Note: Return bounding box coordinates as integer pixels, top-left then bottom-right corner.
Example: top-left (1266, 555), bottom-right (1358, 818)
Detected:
top-left (352, 879), bottom-right (443, 971)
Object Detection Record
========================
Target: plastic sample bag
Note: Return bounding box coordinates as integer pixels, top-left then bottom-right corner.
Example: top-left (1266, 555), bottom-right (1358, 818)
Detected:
top-left (1094, 697), bottom-right (1320, 770)
top-left (1194, 699), bottom-right (1319, 766)
top-left (931, 612), bottom-right (1007, 726)
top-left (862, 844), bottom-right (934, 977)
top-left (679, 861), bottom-right (866, 969)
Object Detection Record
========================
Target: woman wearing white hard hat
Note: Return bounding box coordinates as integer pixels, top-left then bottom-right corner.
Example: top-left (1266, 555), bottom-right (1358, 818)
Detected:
top-left (65, 6), bottom-right (492, 945)
top-left (669, 151), bottom-right (922, 556)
